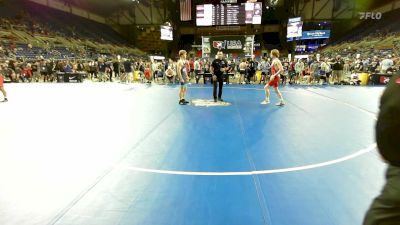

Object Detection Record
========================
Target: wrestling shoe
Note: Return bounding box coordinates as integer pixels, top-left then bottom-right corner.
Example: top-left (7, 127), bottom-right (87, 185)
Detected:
top-left (260, 100), bottom-right (270, 105)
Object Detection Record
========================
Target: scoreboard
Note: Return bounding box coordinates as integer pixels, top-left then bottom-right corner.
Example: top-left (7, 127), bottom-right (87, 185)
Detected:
top-left (196, 2), bottom-right (262, 26)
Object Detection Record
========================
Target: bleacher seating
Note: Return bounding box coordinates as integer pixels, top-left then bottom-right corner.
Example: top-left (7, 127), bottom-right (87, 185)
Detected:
top-left (0, 0), bottom-right (144, 59)
top-left (136, 26), bottom-right (166, 53)
top-left (331, 8), bottom-right (400, 45)
top-left (25, 2), bottom-right (129, 45)
top-left (320, 8), bottom-right (400, 58)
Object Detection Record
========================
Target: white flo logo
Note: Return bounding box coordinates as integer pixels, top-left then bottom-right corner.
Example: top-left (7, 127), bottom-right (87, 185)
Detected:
top-left (359, 12), bottom-right (382, 20)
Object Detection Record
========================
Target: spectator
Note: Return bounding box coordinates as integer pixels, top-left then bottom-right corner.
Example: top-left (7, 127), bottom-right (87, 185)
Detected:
top-left (370, 56), bottom-right (380, 73)
top-left (310, 59), bottom-right (320, 84)
top-left (113, 60), bottom-right (120, 79)
top-left (239, 58), bottom-right (247, 84)
top-left (194, 58), bottom-right (201, 84)
top-left (21, 63), bottom-right (33, 82)
top-left (165, 65), bottom-right (174, 84)
top-left (259, 57), bottom-right (270, 85)
top-left (151, 61), bottom-right (158, 81)
top-left (381, 55), bottom-right (394, 73)
top-left (246, 58), bottom-right (256, 84)
top-left (123, 59), bottom-right (133, 84)
top-left (189, 58), bottom-right (195, 81)
top-left (295, 59), bottom-right (305, 84)
top-left (98, 60), bottom-right (107, 82)
top-left (332, 55), bottom-right (344, 84)
top-left (44, 60), bottom-right (53, 82)
top-left (288, 59), bottom-right (296, 85)
top-left (319, 59), bottom-right (330, 84)
top-left (64, 61), bottom-right (73, 73)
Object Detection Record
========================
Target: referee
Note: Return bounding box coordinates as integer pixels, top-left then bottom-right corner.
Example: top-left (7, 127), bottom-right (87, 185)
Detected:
top-left (211, 51), bottom-right (228, 102)
top-left (363, 74), bottom-right (400, 225)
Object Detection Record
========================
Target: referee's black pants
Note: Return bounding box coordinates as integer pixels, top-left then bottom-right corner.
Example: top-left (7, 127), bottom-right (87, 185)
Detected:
top-left (213, 75), bottom-right (224, 100)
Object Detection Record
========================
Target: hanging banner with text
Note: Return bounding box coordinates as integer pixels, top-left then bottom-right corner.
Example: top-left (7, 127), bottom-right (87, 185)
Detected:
top-left (202, 35), bottom-right (253, 59)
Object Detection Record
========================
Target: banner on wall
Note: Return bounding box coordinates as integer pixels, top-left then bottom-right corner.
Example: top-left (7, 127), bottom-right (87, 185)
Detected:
top-left (301, 30), bottom-right (330, 40)
top-left (307, 44), bottom-right (320, 51)
top-left (203, 35), bottom-right (253, 58)
top-left (287, 30), bottom-right (331, 41)
top-left (295, 45), bottom-right (306, 52)
top-left (210, 36), bottom-right (246, 55)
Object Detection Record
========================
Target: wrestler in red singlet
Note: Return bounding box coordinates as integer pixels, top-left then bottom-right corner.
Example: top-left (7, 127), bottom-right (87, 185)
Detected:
top-left (261, 49), bottom-right (285, 106)
top-left (268, 63), bottom-right (280, 88)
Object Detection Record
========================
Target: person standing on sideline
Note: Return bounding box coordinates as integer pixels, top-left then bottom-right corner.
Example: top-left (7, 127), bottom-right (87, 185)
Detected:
top-left (0, 65), bottom-right (8, 102)
top-left (211, 51), bottom-right (228, 102)
top-left (319, 58), bottom-right (330, 84)
top-left (194, 58), bottom-right (201, 84)
top-left (261, 49), bottom-right (285, 106)
top-left (113, 60), bottom-right (120, 80)
top-left (189, 58), bottom-right (195, 82)
top-left (381, 55), bottom-right (394, 74)
top-left (363, 74), bottom-right (400, 225)
top-left (295, 58), bottom-right (305, 84)
top-left (247, 57), bottom-right (256, 84)
top-left (123, 59), bottom-right (133, 84)
top-left (239, 58), bottom-right (247, 84)
top-left (259, 57), bottom-right (270, 85)
top-left (177, 50), bottom-right (189, 105)
top-left (332, 55), bottom-right (344, 84)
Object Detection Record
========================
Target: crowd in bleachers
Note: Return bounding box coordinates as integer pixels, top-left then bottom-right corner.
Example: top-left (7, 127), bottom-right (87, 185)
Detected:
top-left (0, 18), bottom-right (140, 60)
top-left (1, 1), bottom-right (400, 86)
top-left (0, 1), bottom-right (143, 63)
top-left (0, 3), bottom-right (148, 85)
top-left (302, 10), bottom-right (400, 85)
top-left (1, 50), bottom-right (399, 85)
top-left (313, 46), bottom-right (400, 85)
top-left (285, 53), bottom-right (399, 85)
